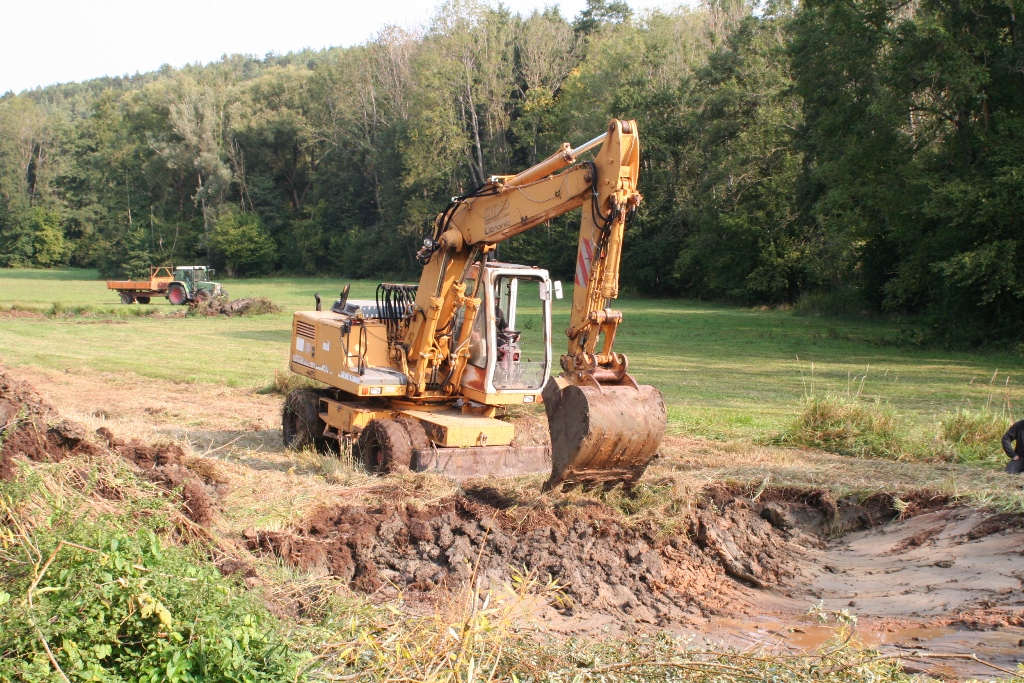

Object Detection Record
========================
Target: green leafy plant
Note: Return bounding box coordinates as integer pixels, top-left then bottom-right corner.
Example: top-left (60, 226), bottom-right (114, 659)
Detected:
top-left (0, 477), bottom-right (306, 683)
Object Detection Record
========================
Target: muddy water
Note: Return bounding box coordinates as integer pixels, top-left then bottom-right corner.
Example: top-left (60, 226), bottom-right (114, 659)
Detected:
top-left (699, 508), bottom-right (1024, 679)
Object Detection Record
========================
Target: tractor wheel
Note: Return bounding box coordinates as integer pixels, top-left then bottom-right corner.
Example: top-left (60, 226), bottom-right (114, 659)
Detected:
top-left (219, 289), bottom-right (229, 300)
top-left (194, 289), bottom-right (211, 303)
top-left (357, 419), bottom-right (413, 473)
top-left (120, 292), bottom-right (135, 305)
top-left (136, 296), bottom-right (151, 304)
top-left (282, 389), bottom-right (328, 451)
top-left (168, 285), bottom-right (187, 306)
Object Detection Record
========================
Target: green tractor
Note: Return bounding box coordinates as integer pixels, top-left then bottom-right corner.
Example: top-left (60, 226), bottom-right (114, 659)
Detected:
top-left (167, 266), bottom-right (227, 305)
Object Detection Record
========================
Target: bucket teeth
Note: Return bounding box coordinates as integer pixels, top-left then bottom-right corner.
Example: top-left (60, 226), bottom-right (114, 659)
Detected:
top-left (542, 376), bottom-right (667, 492)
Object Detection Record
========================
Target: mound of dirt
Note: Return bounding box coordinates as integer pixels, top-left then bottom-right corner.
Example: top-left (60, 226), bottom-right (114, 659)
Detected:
top-left (0, 370), bottom-right (99, 480)
top-left (247, 488), bottom-right (889, 625)
top-left (0, 366), bottom-right (214, 526)
top-left (96, 427), bottom-right (214, 526)
top-left (194, 297), bottom-right (280, 316)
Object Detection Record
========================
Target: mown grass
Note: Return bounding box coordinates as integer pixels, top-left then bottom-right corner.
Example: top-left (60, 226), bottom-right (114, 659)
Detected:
top-left (1, 268), bottom-right (1022, 450)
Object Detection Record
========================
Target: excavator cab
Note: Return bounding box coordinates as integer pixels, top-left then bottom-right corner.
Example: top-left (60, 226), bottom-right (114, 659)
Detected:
top-left (456, 263), bottom-right (553, 403)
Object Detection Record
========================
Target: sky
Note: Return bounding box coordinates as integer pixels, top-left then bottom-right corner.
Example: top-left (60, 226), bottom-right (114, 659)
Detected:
top-left (1, 0), bottom-right (680, 95)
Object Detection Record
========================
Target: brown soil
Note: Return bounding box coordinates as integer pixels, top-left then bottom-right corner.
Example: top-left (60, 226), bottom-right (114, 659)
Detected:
top-left (0, 366), bottom-right (214, 525)
top-left (195, 297), bottom-right (280, 316)
top-left (7, 362), bottom-right (1024, 677)
top-left (0, 369), bottom-right (100, 480)
top-left (0, 309), bottom-right (47, 318)
top-left (247, 486), bottom-right (898, 626)
top-left (95, 427), bottom-right (214, 526)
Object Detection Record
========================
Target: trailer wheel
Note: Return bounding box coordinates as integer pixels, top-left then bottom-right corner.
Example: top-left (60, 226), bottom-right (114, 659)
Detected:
top-left (168, 284), bottom-right (187, 305)
top-left (137, 297), bottom-right (151, 304)
top-left (357, 419), bottom-right (413, 473)
top-left (282, 389), bottom-right (328, 451)
top-left (120, 292), bottom-right (135, 305)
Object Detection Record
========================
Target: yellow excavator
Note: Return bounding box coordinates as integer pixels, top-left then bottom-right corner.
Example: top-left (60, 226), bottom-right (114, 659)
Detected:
top-left (283, 119), bottom-right (666, 491)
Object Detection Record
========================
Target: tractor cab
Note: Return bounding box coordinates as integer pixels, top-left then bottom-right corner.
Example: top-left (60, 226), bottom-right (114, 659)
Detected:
top-left (173, 266), bottom-right (211, 287)
top-left (167, 266), bottom-right (226, 305)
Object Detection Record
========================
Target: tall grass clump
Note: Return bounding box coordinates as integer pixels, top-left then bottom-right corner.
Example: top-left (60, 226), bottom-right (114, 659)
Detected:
top-left (780, 393), bottom-right (913, 459)
top-left (939, 407), bottom-right (1012, 466)
top-left (256, 368), bottom-right (321, 395)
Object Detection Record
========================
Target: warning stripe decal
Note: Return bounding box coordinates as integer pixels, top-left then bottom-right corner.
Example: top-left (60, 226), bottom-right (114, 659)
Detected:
top-left (575, 237), bottom-right (595, 288)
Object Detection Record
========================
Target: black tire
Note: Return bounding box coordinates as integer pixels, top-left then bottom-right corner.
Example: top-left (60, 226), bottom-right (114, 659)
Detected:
top-left (120, 292), bottom-right (135, 305)
top-left (194, 288), bottom-right (211, 303)
top-left (395, 415), bottom-right (430, 450)
top-left (219, 289), bottom-right (229, 300)
top-left (136, 296), bottom-right (151, 304)
top-left (357, 419), bottom-right (414, 473)
top-left (282, 389), bottom-right (328, 451)
top-left (168, 284), bottom-right (188, 306)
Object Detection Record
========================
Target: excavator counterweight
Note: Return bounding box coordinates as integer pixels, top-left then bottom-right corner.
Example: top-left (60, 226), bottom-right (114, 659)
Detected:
top-left (283, 119), bottom-right (667, 490)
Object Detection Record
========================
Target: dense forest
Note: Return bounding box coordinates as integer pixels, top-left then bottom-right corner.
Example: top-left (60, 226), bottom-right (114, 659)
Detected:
top-left (1, 0), bottom-right (1022, 346)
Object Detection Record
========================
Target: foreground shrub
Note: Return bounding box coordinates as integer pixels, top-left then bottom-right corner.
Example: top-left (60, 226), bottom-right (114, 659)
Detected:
top-left (939, 408), bottom-right (1012, 466)
top-left (0, 472), bottom-right (304, 683)
top-left (780, 393), bottom-right (912, 459)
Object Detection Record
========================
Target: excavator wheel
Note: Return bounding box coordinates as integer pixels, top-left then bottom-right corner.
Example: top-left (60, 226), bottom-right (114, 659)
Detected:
top-left (358, 419), bottom-right (414, 473)
top-left (282, 389), bottom-right (328, 452)
top-left (542, 377), bottom-right (667, 492)
top-left (395, 415), bottom-right (431, 450)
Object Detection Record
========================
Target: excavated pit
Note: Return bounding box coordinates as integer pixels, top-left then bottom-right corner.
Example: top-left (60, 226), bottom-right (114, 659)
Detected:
top-left (246, 485), bottom-right (912, 625)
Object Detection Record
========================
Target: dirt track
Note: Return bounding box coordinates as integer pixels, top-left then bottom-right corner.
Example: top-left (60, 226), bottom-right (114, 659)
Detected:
top-left (4, 364), bottom-right (1024, 679)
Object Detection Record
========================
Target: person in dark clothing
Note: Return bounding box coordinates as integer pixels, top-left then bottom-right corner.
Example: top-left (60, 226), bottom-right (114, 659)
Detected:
top-left (1002, 419), bottom-right (1024, 473)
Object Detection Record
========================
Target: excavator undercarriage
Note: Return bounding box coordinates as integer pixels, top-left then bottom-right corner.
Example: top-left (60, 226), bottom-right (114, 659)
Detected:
top-left (283, 120), bottom-right (667, 491)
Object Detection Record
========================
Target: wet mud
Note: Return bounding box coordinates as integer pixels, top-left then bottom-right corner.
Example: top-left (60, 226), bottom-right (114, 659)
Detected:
top-left (252, 482), bottom-right (1024, 678)
top-left (247, 485), bottom-right (903, 625)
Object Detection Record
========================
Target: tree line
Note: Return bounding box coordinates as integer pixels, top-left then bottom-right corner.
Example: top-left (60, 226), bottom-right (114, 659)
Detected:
top-left (1, 0), bottom-right (1021, 346)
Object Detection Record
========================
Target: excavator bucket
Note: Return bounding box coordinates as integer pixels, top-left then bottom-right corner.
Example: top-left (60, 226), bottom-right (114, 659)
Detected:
top-left (542, 376), bottom-right (667, 492)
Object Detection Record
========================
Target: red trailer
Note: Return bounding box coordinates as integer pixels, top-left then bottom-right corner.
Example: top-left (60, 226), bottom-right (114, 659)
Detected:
top-left (106, 266), bottom-right (174, 304)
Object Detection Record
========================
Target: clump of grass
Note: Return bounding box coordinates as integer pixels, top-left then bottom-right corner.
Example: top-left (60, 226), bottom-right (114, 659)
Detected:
top-left (243, 296), bottom-right (282, 315)
top-left (779, 393), bottom-right (914, 460)
top-left (257, 368), bottom-right (321, 395)
top-left (939, 407), bottom-right (1011, 466)
top-left (291, 443), bottom-right (361, 484)
top-left (32, 302), bottom-right (164, 319)
top-left (296, 572), bottom-right (908, 682)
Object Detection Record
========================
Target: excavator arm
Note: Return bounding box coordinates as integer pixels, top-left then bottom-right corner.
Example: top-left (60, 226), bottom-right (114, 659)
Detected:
top-left (402, 119), bottom-right (666, 491)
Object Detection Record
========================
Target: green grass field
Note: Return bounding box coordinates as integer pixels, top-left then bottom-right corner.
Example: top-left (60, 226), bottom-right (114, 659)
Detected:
top-left (2, 268), bottom-right (1022, 441)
